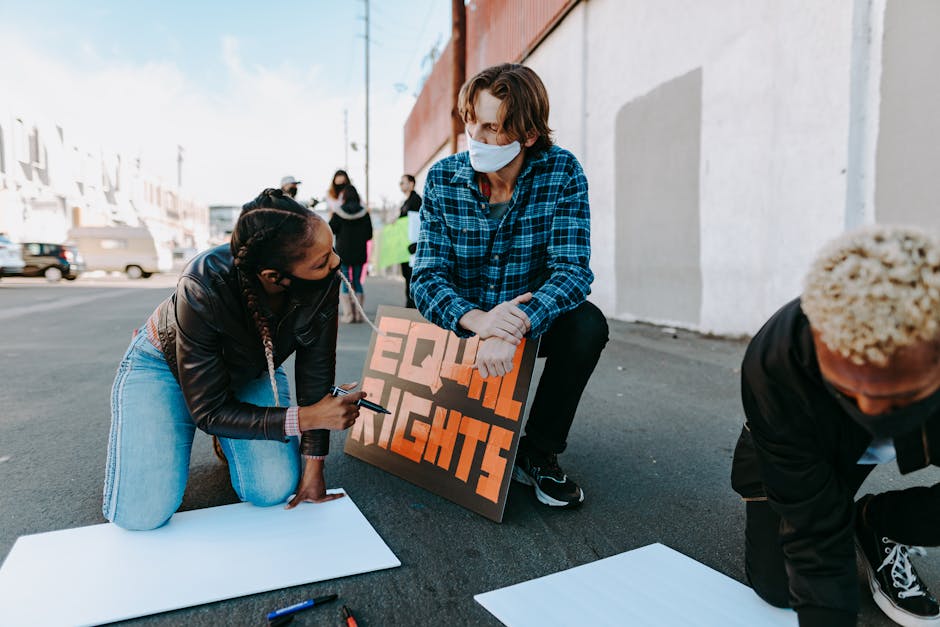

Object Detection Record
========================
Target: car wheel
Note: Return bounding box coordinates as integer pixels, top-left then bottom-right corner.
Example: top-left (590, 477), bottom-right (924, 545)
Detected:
top-left (126, 265), bottom-right (144, 279)
top-left (44, 266), bottom-right (63, 282)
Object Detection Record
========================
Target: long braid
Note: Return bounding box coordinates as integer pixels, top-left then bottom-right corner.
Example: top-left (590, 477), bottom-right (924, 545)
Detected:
top-left (233, 230), bottom-right (283, 405)
top-left (231, 204), bottom-right (310, 404)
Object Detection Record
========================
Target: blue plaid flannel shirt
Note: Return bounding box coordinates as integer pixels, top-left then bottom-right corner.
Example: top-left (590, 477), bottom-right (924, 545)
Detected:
top-left (411, 145), bottom-right (593, 339)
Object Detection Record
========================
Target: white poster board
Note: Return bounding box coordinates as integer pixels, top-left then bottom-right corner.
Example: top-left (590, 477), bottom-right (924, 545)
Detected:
top-left (0, 490), bottom-right (399, 627)
top-left (475, 543), bottom-right (797, 627)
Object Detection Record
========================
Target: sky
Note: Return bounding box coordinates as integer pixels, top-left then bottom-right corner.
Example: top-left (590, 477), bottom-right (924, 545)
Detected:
top-left (0, 0), bottom-right (452, 206)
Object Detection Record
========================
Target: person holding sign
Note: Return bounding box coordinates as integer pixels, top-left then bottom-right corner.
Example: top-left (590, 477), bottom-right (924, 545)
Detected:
top-left (411, 64), bottom-right (608, 509)
top-left (731, 225), bottom-right (940, 626)
top-left (103, 188), bottom-right (367, 531)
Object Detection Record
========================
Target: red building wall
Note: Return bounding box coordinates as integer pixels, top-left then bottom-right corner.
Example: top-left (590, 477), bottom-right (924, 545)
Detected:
top-left (403, 0), bottom-right (579, 175)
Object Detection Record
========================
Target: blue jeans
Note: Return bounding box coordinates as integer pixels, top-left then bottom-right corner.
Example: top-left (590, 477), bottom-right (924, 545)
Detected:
top-left (340, 263), bottom-right (364, 294)
top-left (103, 331), bottom-right (300, 530)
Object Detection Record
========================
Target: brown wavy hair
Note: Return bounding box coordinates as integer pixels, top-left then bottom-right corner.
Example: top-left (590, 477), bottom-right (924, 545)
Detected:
top-left (230, 188), bottom-right (316, 404)
top-left (458, 63), bottom-right (554, 153)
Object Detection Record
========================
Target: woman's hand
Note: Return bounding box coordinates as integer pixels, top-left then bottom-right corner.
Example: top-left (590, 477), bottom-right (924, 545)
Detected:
top-left (298, 382), bottom-right (365, 431)
top-left (285, 458), bottom-right (344, 509)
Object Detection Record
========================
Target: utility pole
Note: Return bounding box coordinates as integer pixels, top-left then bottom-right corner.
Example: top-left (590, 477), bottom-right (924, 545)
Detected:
top-left (343, 108), bottom-right (349, 171)
top-left (364, 0), bottom-right (370, 209)
top-left (450, 0), bottom-right (466, 154)
top-left (177, 145), bottom-right (184, 188)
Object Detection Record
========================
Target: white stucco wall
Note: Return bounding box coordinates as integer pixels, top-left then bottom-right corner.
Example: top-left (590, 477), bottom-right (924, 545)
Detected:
top-left (525, 0), bottom-right (864, 335)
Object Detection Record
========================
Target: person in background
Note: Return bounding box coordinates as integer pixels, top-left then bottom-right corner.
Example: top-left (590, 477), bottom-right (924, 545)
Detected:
top-left (732, 225), bottom-right (940, 627)
top-left (324, 170), bottom-right (350, 213)
top-left (328, 184), bottom-right (372, 324)
top-left (398, 173), bottom-right (422, 308)
top-left (280, 175), bottom-right (301, 199)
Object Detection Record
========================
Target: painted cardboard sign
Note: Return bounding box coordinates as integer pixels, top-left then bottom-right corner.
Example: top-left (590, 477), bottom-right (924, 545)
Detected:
top-left (344, 306), bottom-right (538, 522)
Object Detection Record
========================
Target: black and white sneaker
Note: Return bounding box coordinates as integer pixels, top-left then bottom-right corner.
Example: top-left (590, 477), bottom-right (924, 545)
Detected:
top-left (856, 496), bottom-right (940, 626)
top-left (512, 448), bottom-right (584, 508)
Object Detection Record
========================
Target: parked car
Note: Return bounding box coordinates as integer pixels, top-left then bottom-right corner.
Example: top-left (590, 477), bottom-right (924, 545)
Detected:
top-left (20, 242), bottom-right (85, 281)
top-left (0, 234), bottom-right (26, 279)
top-left (67, 226), bottom-right (166, 279)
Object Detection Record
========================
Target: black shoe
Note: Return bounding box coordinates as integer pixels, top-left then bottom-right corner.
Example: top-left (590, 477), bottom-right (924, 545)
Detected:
top-left (512, 448), bottom-right (584, 508)
top-left (856, 495), bottom-right (940, 626)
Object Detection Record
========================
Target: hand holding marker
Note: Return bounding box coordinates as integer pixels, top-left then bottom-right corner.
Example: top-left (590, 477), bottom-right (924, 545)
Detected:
top-left (331, 385), bottom-right (390, 414)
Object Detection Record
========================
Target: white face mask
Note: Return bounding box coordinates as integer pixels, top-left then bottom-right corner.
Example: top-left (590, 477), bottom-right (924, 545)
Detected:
top-left (466, 130), bottom-right (521, 173)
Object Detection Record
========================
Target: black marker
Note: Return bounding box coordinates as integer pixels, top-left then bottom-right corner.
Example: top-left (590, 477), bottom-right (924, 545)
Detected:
top-left (330, 385), bottom-right (391, 414)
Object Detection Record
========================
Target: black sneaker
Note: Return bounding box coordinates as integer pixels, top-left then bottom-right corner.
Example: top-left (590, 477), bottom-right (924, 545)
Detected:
top-left (512, 448), bottom-right (584, 508)
top-left (856, 495), bottom-right (940, 626)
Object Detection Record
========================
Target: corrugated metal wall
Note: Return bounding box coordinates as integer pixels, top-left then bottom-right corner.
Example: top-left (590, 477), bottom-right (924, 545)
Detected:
top-left (465, 0), bottom-right (575, 76)
top-left (403, 0), bottom-right (578, 175)
top-left (403, 39), bottom-right (455, 175)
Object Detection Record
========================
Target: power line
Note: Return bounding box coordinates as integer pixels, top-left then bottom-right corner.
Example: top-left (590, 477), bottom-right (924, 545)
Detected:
top-left (395, 0), bottom-right (439, 88)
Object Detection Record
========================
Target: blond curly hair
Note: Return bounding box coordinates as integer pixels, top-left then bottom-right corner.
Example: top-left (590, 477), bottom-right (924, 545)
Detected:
top-left (802, 225), bottom-right (940, 366)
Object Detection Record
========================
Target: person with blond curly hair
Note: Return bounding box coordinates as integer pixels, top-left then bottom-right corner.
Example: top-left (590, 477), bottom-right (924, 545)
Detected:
top-left (732, 225), bottom-right (940, 627)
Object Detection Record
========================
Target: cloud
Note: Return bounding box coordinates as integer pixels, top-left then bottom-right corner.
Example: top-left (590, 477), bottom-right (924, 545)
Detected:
top-left (0, 30), bottom-right (411, 208)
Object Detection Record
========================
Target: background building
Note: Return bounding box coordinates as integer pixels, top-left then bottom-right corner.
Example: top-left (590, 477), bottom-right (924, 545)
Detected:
top-left (0, 108), bottom-right (208, 265)
top-left (403, 0), bottom-right (940, 336)
top-left (209, 205), bottom-right (240, 245)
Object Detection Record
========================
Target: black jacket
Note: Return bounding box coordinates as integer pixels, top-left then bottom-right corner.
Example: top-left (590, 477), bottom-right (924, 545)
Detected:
top-left (399, 190), bottom-right (421, 218)
top-left (329, 203), bottom-right (373, 266)
top-left (732, 298), bottom-right (940, 625)
top-left (153, 245), bottom-right (338, 456)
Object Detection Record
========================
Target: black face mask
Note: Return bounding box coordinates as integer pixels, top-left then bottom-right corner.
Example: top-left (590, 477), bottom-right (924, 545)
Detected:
top-left (824, 379), bottom-right (940, 439)
top-left (285, 186), bottom-right (298, 198)
top-left (277, 264), bottom-right (340, 300)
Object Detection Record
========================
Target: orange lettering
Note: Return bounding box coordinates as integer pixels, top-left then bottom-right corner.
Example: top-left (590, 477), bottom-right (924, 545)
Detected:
top-left (390, 391), bottom-right (432, 463)
top-left (455, 416), bottom-right (489, 483)
top-left (440, 334), bottom-right (479, 388)
top-left (378, 386), bottom-right (401, 449)
top-left (397, 322), bottom-right (449, 393)
top-left (468, 369), bottom-right (501, 410)
top-left (476, 425), bottom-right (513, 503)
top-left (494, 339), bottom-right (527, 421)
top-left (369, 316), bottom-right (411, 375)
top-left (424, 407), bottom-right (462, 470)
top-left (351, 376), bottom-right (388, 446)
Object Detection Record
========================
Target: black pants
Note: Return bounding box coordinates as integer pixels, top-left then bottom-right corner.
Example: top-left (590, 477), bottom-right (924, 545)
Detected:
top-left (746, 465), bottom-right (940, 609)
top-left (400, 262), bottom-right (415, 309)
top-left (522, 301), bottom-right (609, 455)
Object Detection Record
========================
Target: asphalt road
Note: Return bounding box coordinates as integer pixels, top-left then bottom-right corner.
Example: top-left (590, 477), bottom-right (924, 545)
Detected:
top-left (1, 273), bottom-right (936, 626)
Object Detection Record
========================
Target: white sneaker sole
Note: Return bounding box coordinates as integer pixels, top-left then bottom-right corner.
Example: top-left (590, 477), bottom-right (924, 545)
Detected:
top-left (512, 465), bottom-right (585, 508)
top-left (857, 540), bottom-right (940, 627)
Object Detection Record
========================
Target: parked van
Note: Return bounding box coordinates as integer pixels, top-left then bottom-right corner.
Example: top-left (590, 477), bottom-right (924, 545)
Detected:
top-left (67, 226), bottom-right (168, 279)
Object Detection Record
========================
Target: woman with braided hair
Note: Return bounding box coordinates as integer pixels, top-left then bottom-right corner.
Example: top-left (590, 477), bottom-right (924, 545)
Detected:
top-left (103, 188), bottom-right (368, 531)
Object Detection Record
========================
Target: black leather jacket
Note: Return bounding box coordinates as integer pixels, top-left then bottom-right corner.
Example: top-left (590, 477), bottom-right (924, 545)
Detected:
top-left (153, 245), bottom-right (338, 457)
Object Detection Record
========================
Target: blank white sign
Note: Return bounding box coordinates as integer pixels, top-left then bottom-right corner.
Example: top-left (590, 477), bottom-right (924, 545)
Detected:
top-left (0, 490), bottom-right (399, 627)
top-left (475, 543), bottom-right (797, 627)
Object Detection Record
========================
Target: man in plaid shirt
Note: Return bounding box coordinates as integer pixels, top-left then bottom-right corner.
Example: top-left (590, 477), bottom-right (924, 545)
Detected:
top-left (411, 64), bottom-right (609, 508)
